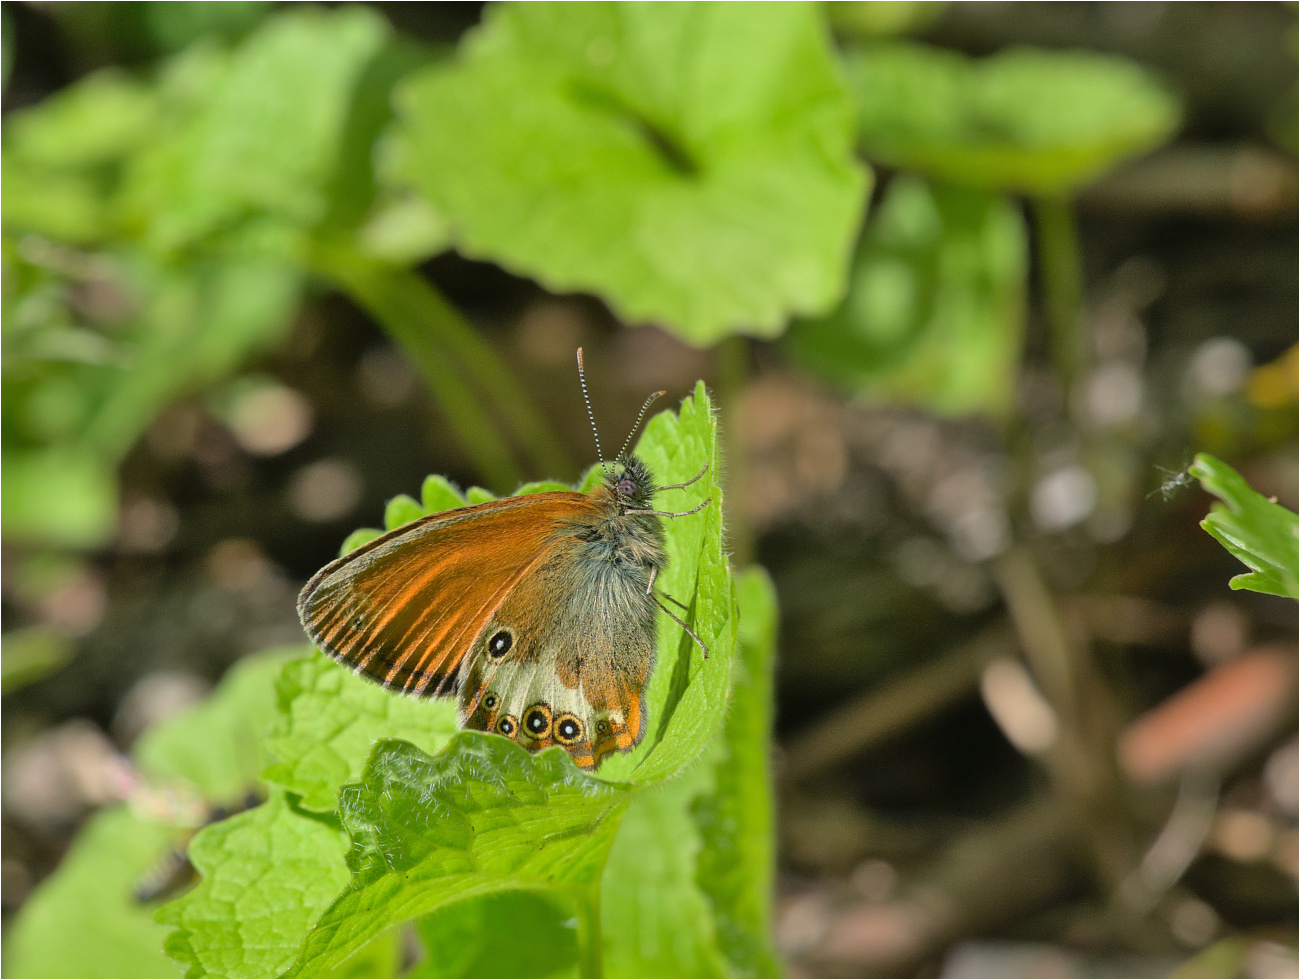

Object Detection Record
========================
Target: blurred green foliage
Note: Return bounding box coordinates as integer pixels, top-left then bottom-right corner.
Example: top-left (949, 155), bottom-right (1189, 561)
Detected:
top-left (789, 175), bottom-right (1027, 416)
top-left (6, 649), bottom-right (296, 978)
top-left (3, 2), bottom-right (1230, 976)
top-left (384, 2), bottom-right (869, 344)
top-left (845, 42), bottom-right (1181, 196)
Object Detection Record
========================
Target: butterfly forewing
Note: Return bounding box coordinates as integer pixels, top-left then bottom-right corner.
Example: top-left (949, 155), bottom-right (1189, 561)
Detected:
top-left (298, 492), bottom-right (596, 696)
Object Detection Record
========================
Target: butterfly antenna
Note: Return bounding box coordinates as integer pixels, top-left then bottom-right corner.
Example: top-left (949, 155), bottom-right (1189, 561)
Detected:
top-left (616, 390), bottom-right (666, 462)
top-left (576, 349), bottom-right (609, 476)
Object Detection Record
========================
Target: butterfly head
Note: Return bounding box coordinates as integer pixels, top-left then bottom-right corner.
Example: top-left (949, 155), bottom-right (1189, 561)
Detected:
top-left (609, 455), bottom-right (655, 512)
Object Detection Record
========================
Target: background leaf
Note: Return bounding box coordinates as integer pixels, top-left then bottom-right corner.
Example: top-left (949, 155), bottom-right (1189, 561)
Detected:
top-left (600, 759), bottom-right (729, 977)
top-left (385, 1), bottom-right (868, 344)
top-left (5, 808), bottom-right (183, 979)
top-left (135, 647), bottom-right (299, 801)
top-left (788, 175), bottom-right (1028, 416)
top-left (1190, 453), bottom-right (1299, 599)
top-left (8, 648), bottom-right (296, 980)
top-left (847, 42), bottom-right (1181, 194)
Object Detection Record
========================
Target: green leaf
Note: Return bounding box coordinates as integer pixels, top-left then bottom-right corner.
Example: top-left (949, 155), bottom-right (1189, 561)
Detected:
top-left (263, 654), bottom-right (458, 813)
top-left (121, 7), bottom-right (389, 254)
top-left (825, 1), bottom-right (946, 39)
top-left (597, 380), bottom-right (734, 784)
top-left (6, 68), bottom-right (162, 169)
top-left (339, 528), bottom-right (383, 556)
top-left (692, 567), bottom-right (782, 977)
top-left (1, 446), bottom-right (118, 548)
top-left (383, 493), bottom-right (424, 530)
top-left (410, 891), bottom-right (579, 978)
top-left (1, 625), bottom-right (75, 694)
top-left (848, 42), bottom-right (1181, 194)
top-left (601, 760), bottom-right (728, 977)
top-left (158, 792), bottom-right (351, 979)
top-left (135, 647), bottom-right (300, 802)
top-left (1190, 453), bottom-right (1299, 599)
top-left (788, 175), bottom-right (1028, 416)
top-left (287, 735), bottom-right (631, 977)
top-left (421, 474), bottom-right (467, 513)
top-left (6, 808), bottom-right (182, 979)
top-left (386, 1), bottom-right (868, 345)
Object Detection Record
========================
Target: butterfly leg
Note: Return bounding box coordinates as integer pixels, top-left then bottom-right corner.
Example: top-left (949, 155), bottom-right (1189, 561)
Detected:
top-left (655, 463), bottom-right (710, 492)
top-left (625, 497), bottom-right (711, 519)
top-left (652, 593), bottom-right (708, 659)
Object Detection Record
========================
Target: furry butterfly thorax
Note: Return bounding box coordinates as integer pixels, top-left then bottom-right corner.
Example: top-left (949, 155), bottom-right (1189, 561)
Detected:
top-left (297, 449), bottom-right (709, 771)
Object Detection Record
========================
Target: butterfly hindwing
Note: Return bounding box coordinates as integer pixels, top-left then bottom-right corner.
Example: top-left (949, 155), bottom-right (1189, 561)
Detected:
top-left (456, 551), bottom-right (657, 769)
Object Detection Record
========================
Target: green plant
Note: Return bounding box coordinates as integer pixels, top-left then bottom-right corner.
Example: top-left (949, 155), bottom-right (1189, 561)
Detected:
top-left (1190, 453), bottom-right (1299, 600)
top-left (9, 386), bottom-right (781, 977)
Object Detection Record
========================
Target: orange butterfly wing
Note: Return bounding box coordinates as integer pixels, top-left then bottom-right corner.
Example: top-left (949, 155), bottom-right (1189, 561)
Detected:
top-left (298, 491), bottom-right (600, 697)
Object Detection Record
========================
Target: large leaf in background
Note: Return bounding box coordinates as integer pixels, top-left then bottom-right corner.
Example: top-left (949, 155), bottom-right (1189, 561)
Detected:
top-left (385, 1), bottom-right (868, 345)
top-left (287, 736), bottom-right (630, 977)
top-left (136, 647), bottom-right (298, 801)
top-left (120, 7), bottom-right (387, 254)
top-left (788, 175), bottom-right (1027, 416)
top-left (6, 808), bottom-right (181, 979)
top-left (847, 42), bottom-right (1181, 195)
top-left (6, 648), bottom-right (293, 980)
top-left (1190, 453), bottom-right (1299, 600)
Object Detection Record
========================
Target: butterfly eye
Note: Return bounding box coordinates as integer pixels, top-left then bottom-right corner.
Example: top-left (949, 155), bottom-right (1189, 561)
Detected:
top-left (487, 630), bottom-right (513, 659)
top-left (497, 714), bottom-right (518, 737)
top-left (524, 703), bottom-right (552, 738)
top-left (554, 714), bottom-right (584, 746)
top-left (617, 478), bottom-right (636, 497)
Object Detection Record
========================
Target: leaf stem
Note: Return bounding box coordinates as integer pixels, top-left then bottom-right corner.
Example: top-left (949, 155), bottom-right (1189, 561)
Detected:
top-left (311, 241), bottom-right (523, 492)
top-left (1033, 195), bottom-right (1085, 396)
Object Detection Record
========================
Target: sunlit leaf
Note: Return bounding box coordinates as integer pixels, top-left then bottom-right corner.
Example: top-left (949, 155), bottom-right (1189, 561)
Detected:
top-left (385, 2), bottom-right (868, 345)
top-left (1190, 453), bottom-right (1299, 599)
top-left (693, 568), bottom-right (782, 977)
top-left (158, 792), bottom-right (351, 979)
top-left (263, 654), bottom-right (458, 813)
top-left (286, 735), bottom-right (631, 977)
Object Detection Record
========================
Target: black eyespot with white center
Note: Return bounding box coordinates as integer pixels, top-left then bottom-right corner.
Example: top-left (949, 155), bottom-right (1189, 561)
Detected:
top-left (555, 713), bottom-right (584, 746)
top-left (524, 703), bottom-right (552, 739)
top-left (497, 714), bottom-right (518, 737)
top-left (487, 630), bottom-right (513, 659)
top-left (483, 694), bottom-right (498, 710)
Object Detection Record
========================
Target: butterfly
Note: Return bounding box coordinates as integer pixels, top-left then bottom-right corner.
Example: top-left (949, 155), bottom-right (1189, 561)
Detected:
top-left (297, 350), bottom-right (709, 770)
